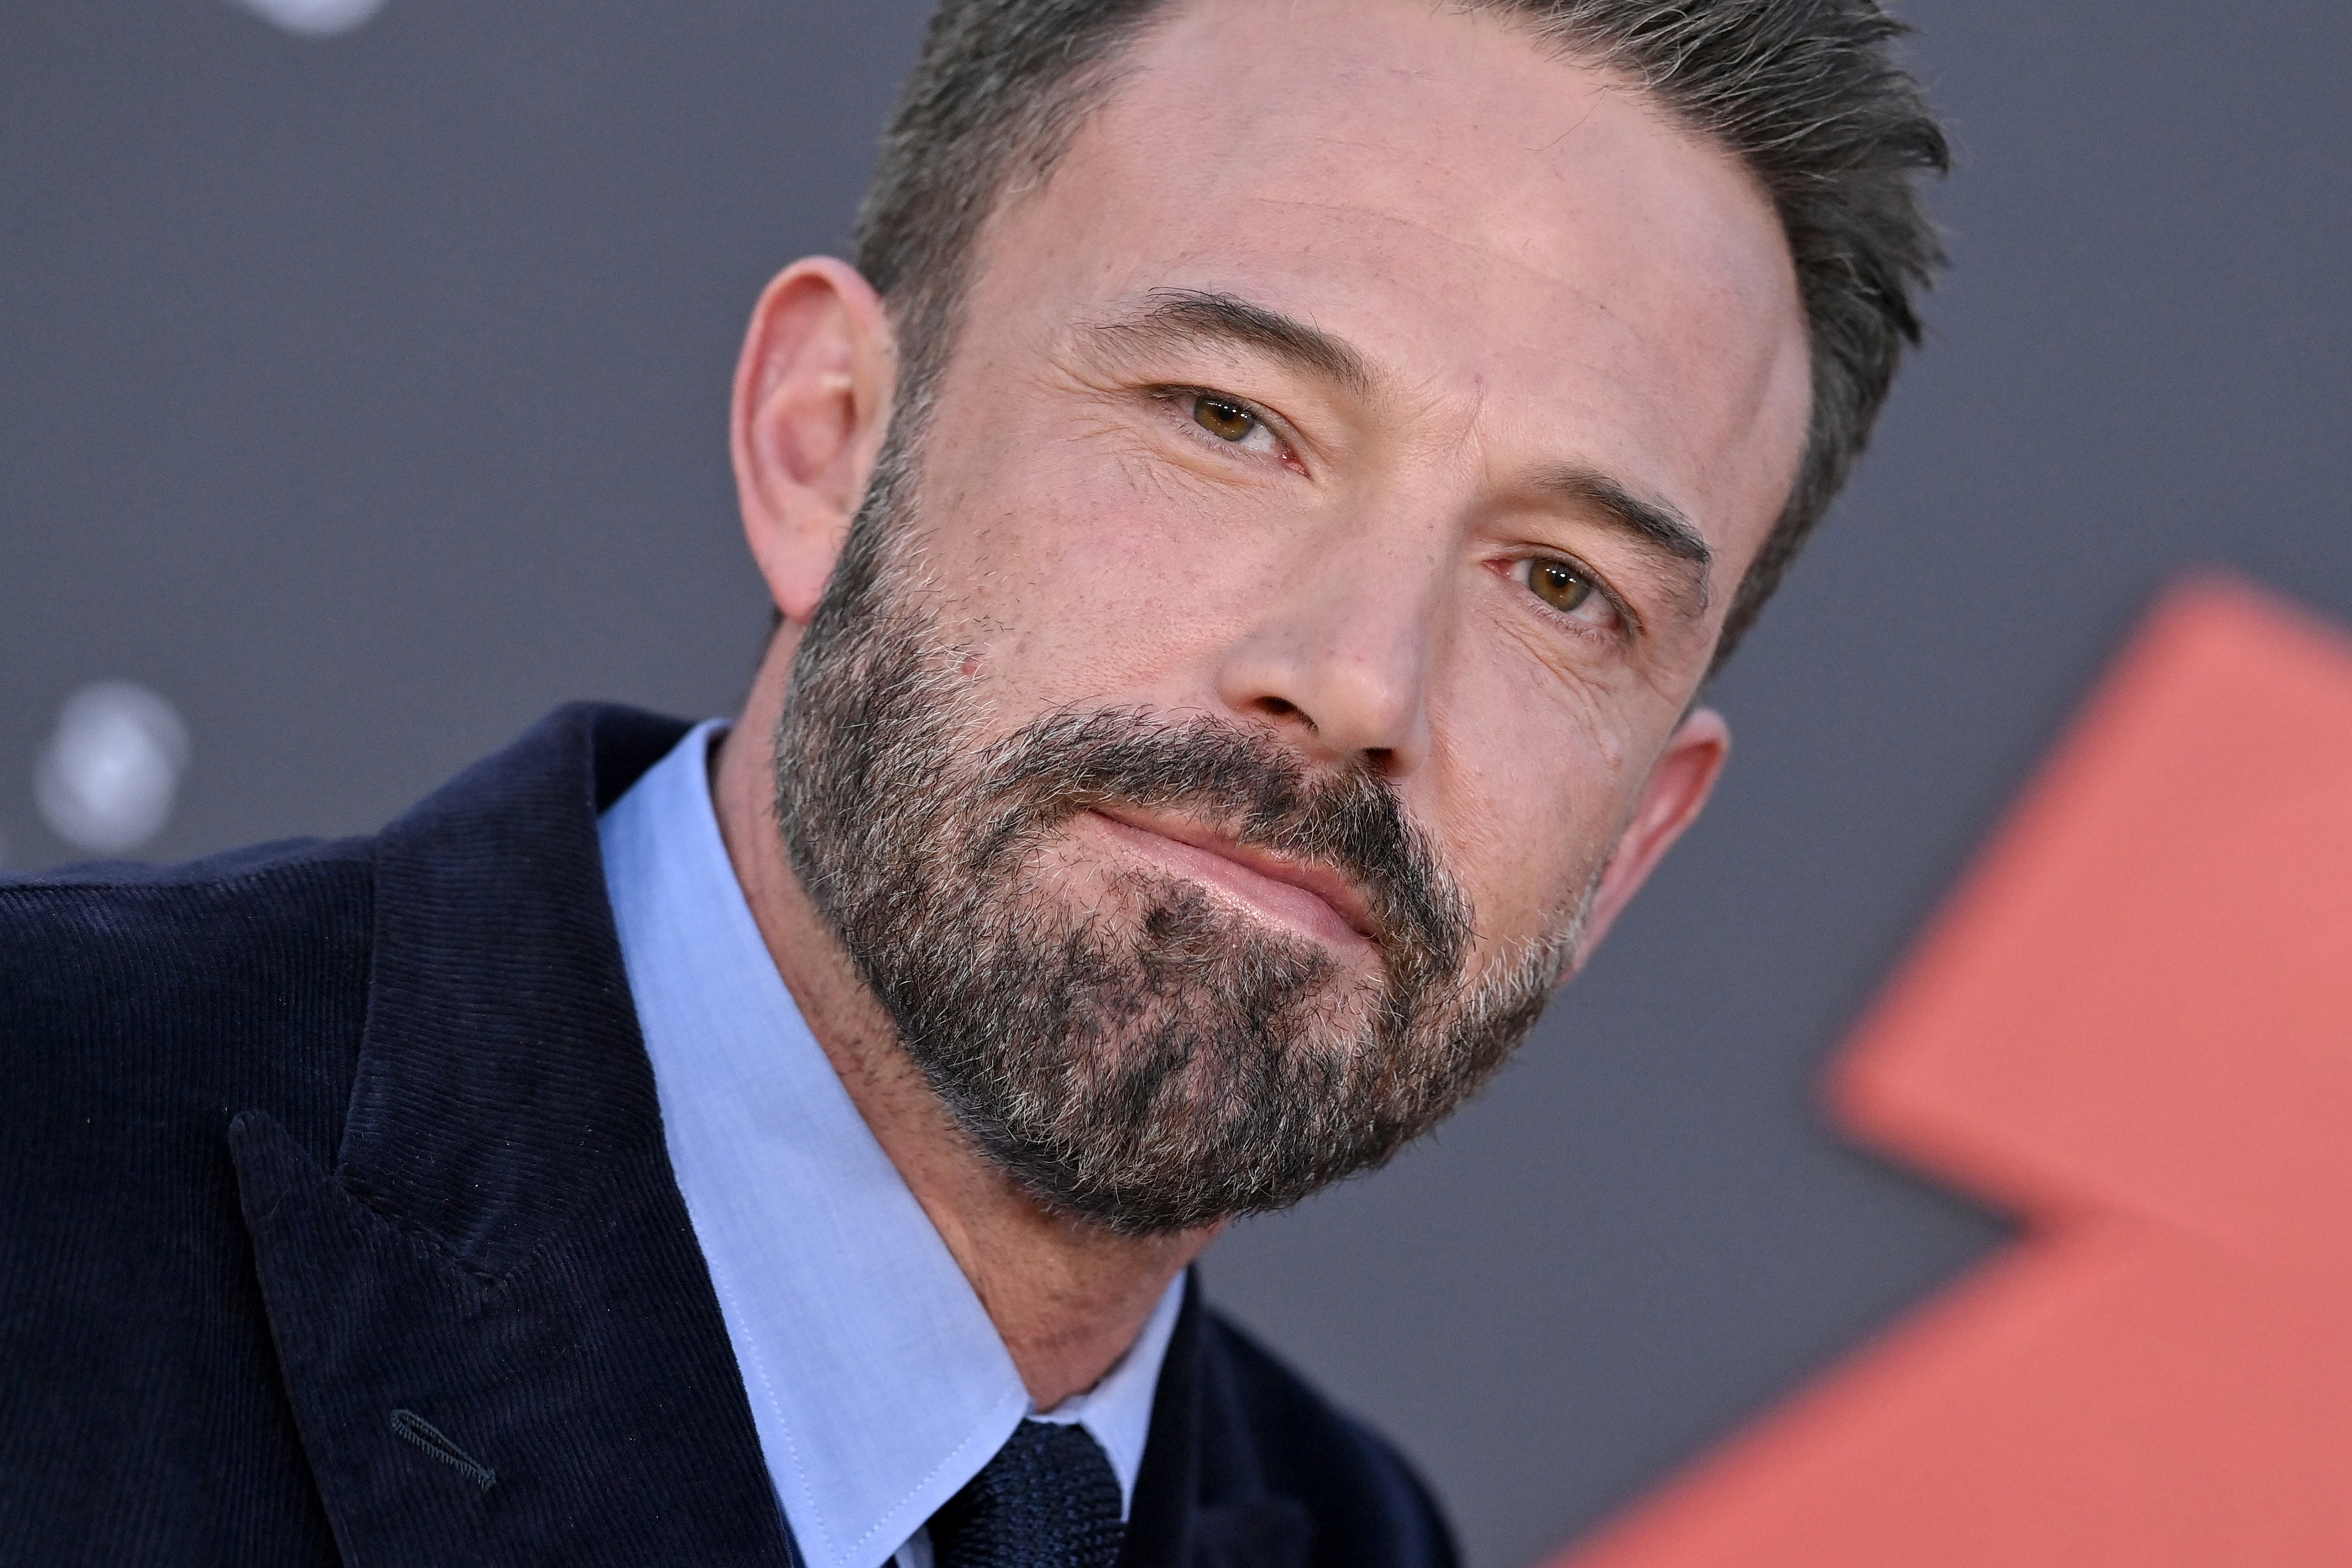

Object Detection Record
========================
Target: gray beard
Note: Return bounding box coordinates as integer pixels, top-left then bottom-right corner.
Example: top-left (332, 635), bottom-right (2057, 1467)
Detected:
top-left (771, 448), bottom-right (1585, 1235)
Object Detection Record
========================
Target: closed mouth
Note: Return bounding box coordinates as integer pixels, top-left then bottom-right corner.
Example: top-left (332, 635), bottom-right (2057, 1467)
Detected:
top-left (1085, 805), bottom-right (1378, 950)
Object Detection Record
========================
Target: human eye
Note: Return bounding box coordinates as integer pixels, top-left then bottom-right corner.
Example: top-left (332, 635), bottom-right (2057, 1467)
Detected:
top-left (1166, 387), bottom-right (1293, 463)
top-left (1516, 555), bottom-right (1624, 633)
top-left (1191, 390), bottom-right (1259, 441)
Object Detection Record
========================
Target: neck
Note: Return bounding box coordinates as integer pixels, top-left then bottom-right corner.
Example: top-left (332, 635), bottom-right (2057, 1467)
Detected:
top-left (710, 640), bottom-right (1219, 1409)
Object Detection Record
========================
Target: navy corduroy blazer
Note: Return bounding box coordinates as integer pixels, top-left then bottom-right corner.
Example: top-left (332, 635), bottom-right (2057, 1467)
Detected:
top-left (0, 703), bottom-right (1457, 1568)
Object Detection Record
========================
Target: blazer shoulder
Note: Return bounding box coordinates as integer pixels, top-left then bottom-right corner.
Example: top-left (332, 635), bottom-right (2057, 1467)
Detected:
top-left (2, 834), bottom-right (378, 1148)
top-left (1195, 1305), bottom-right (1461, 1568)
top-left (5, 831), bottom-right (370, 891)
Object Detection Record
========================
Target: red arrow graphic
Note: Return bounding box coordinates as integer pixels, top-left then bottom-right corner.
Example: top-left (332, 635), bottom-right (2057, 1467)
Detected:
top-left (1551, 575), bottom-right (2352, 1567)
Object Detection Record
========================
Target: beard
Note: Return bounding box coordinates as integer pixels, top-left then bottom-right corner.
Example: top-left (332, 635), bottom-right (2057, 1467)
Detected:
top-left (771, 444), bottom-right (1588, 1236)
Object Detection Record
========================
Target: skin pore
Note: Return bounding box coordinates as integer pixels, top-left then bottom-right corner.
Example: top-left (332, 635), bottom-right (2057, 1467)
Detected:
top-left (712, 0), bottom-right (1811, 1407)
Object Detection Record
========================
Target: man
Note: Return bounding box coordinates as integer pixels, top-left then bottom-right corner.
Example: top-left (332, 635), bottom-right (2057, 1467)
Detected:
top-left (0, 1), bottom-right (1943, 1563)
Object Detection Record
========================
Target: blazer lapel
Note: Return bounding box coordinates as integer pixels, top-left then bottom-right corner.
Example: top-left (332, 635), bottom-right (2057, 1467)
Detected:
top-left (230, 704), bottom-right (799, 1566)
top-left (1122, 1290), bottom-right (1314, 1568)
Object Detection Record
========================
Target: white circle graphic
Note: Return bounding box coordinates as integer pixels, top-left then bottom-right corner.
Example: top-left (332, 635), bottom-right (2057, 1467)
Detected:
top-left (227, 0), bottom-right (390, 39)
top-left (35, 681), bottom-right (195, 856)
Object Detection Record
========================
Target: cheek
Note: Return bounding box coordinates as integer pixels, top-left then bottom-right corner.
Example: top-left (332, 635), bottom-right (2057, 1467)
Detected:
top-left (1417, 654), bottom-right (1641, 942)
top-left (910, 422), bottom-right (1288, 713)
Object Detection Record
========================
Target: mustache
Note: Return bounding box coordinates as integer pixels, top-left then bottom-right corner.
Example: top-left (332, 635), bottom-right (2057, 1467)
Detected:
top-left (963, 706), bottom-right (1474, 988)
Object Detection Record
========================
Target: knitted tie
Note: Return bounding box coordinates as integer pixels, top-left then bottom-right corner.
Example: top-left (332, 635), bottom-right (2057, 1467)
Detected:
top-left (927, 1419), bottom-right (1125, 1568)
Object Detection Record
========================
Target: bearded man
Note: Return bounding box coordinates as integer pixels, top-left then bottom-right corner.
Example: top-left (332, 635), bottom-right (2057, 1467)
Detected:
top-left (0, 1), bottom-right (1945, 1563)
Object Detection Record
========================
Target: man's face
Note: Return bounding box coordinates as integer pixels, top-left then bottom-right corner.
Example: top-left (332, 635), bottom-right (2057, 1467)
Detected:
top-left (772, 0), bottom-right (1810, 1231)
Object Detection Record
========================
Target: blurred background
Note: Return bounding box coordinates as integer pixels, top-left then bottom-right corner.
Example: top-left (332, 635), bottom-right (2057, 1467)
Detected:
top-left (5, 2), bottom-right (2347, 1563)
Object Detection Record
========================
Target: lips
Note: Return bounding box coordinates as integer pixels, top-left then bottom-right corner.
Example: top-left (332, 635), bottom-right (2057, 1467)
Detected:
top-left (1087, 805), bottom-right (1379, 950)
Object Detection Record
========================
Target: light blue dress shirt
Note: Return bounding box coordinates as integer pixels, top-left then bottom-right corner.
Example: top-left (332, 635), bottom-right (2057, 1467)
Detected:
top-left (599, 720), bottom-right (1183, 1568)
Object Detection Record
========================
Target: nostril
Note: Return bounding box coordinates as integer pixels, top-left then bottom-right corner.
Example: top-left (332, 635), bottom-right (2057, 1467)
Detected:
top-left (1257, 696), bottom-right (1314, 729)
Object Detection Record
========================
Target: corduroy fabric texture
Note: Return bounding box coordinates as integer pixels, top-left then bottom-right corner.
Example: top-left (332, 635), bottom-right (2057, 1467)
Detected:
top-left (931, 1420), bottom-right (1125, 1568)
top-left (0, 703), bottom-right (1459, 1568)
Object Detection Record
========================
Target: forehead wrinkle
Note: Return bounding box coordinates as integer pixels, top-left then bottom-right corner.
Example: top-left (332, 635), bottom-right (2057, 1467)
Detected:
top-left (1230, 195), bottom-right (1683, 338)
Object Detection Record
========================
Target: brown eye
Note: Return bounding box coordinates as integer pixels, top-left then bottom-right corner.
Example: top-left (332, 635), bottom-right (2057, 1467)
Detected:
top-left (1528, 558), bottom-right (1595, 614)
top-left (1191, 394), bottom-right (1257, 443)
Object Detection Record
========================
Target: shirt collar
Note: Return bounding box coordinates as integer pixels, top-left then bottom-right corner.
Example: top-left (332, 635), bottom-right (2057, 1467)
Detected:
top-left (599, 720), bottom-right (1180, 1568)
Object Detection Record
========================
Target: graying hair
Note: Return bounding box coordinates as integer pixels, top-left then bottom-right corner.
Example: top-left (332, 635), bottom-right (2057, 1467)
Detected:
top-left (853, 0), bottom-right (1949, 670)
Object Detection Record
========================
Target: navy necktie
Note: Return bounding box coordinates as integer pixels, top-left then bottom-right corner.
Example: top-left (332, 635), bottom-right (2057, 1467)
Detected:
top-left (927, 1419), bottom-right (1125, 1568)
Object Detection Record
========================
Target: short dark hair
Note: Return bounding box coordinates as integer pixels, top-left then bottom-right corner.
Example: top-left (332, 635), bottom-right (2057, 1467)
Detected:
top-left (854, 0), bottom-right (1949, 670)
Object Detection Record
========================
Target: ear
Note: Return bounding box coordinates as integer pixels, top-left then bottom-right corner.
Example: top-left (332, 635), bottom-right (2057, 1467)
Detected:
top-left (731, 256), bottom-right (898, 625)
top-left (1571, 706), bottom-right (1731, 962)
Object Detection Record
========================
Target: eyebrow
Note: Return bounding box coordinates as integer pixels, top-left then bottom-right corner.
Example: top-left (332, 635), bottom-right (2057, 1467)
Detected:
top-left (1088, 287), bottom-right (1717, 620)
top-left (1091, 287), bottom-right (1377, 402)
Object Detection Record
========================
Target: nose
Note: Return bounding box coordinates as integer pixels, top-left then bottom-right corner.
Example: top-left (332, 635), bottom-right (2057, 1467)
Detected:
top-left (1211, 525), bottom-right (1443, 778)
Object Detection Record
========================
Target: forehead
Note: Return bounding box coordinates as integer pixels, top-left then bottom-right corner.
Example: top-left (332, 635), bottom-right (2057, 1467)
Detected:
top-left (964, 0), bottom-right (1813, 582)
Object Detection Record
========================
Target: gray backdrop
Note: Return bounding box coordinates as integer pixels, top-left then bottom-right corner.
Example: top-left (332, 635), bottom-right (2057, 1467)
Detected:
top-left (6, 2), bottom-right (2347, 1564)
